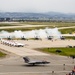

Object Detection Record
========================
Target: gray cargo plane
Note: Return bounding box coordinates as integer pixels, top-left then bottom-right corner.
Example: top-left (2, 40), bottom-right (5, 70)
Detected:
top-left (23, 57), bottom-right (50, 66)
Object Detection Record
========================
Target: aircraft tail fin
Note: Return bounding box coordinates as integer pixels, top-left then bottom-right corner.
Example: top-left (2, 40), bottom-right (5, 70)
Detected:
top-left (23, 57), bottom-right (30, 63)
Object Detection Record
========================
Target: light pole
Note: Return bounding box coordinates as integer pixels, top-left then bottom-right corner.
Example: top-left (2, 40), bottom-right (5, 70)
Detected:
top-left (70, 55), bottom-right (75, 64)
top-left (52, 71), bottom-right (54, 75)
top-left (63, 64), bottom-right (65, 70)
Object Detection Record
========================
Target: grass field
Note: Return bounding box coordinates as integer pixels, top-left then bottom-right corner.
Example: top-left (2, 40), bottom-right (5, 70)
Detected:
top-left (59, 28), bottom-right (75, 34)
top-left (0, 22), bottom-right (75, 33)
top-left (35, 47), bottom-right (75, 56)
top-left (0, 51), bottom-right (6, 57)
top-left (1, 22), bottom-right (75, 27)
top-left (0, 26), bottom-right (47, 32)
top-left (21, 22), bottom-right (75, 26)
top-left (0, 24), bottom-right (18, 27)
top-left (65, 36), bottom-right (75, 39)
top-left (0, 26), bottom-right (75, 34)
top-left (0, 27), bottom-right (75, 34)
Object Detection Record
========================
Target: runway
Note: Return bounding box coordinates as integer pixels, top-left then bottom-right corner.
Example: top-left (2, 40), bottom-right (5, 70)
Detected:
top-left (0, 55), bottom-right (74, 75)
top-left (0, 39), bottom-right (75, 56)
top-left (0, 40), bottom-right (75, 75)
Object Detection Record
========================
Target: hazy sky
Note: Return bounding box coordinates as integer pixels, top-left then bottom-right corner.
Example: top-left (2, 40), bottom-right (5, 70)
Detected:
top-left (0, 0), bottom-right (75, 13)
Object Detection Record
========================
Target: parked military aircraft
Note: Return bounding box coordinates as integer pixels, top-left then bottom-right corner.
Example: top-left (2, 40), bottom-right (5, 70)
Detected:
top-left (23, 57), bottom-right (50, 66)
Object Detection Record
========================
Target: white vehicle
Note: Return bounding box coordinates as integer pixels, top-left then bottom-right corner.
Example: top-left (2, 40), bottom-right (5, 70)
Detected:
top-left (14, 42), bottom-right (24, 47)
top-left (1, 39), bottom-right (24, 47)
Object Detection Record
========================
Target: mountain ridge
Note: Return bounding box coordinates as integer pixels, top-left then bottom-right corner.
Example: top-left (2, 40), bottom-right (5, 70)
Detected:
top-left (0, 12), bottom-right (75, 20)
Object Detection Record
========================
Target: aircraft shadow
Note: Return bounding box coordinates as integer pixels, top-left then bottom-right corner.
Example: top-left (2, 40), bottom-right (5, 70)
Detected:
top-left (21, 64), bottom-right (46, 67)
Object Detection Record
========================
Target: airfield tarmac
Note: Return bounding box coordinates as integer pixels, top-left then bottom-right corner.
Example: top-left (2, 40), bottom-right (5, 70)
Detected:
top-left (0, 39), bottom-right (75, 75)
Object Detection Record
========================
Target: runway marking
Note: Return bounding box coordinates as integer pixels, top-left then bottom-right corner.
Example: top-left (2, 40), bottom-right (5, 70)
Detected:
top-left (46, 64), bottom-right (75, 66)
top-left (0, 64), bottom-right (74, 66)
top-left (0, 71), bottom-right (71, 74)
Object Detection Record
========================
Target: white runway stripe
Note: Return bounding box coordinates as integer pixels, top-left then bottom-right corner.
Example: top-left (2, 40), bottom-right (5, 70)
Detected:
top-left (0, 71), bottom-right (71, 74)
